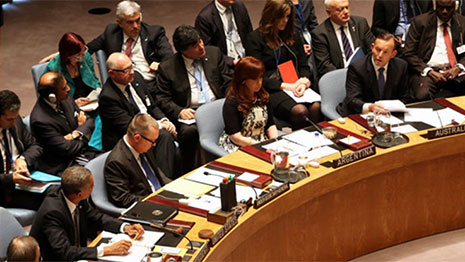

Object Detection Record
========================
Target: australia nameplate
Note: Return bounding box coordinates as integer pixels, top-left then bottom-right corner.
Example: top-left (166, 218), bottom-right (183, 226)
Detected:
top-left (425, 124), bottom-right (465, 139)
top-left (332, 145), bottom-right (376, 168)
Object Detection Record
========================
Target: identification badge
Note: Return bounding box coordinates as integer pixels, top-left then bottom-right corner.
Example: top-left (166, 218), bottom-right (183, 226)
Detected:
top-left (457, 45), bottom-right (465, 55)
top-left (145, 96), bottom-right (151, 106)
top-left (198, 90), bottom-right (206, 104)
top-left (302, 29), bottom-right (311, 44)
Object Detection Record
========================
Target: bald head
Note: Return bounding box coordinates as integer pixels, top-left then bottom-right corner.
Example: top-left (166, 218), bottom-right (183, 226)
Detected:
top-left (7, 235), bottom-right (40, 262)
top-left (38, 72), bottom-right (69, 102)
top-left (106, 52), bottom-right (134, 85)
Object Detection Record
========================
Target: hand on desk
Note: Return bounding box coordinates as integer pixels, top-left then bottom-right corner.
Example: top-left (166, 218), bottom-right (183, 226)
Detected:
top-left (369, 103), bottom-right (388, 114)
top-left (124, 224), bottom-right (145, 240)
top-left (103, 240), bottom-right (132, 256)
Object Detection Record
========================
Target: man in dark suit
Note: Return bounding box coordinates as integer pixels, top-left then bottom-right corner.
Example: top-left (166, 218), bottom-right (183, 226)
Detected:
top-left (30, 72), bottom-right (98, 175)
top-left (87, 0), bottom-right (173, 92)
top-left (404, 0), bottom-right (465, 101)
top-left (337, 33), bottom-right (412, 116)
top-left (311, 0), bottom-right (375, 77)
top-left (195, 0), bottom-right (253, 67)
top-left (30, 166), bottom-right (144, 261)
top-left (104, 114), bottom-right (171, 208)
top-left (372, 0), bottom-right (432, 49)
top-left (99, 52), bottom-right (180, 178)
top-left (156, 25), bottom-right (232, 172)
top-left (0, 90), bottom-right (43, 210)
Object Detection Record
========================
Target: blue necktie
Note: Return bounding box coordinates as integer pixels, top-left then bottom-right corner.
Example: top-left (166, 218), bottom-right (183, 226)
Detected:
top-left (125, 85), bottom-right (140, 114)
top-left (193, 60), bottom-right (211, 104)
top-left (139, 154), bottom-right (161, 190)
top-left (340, 26), bottom-right (353, 60)
top-left (378, 67), bottom-right (386, 99)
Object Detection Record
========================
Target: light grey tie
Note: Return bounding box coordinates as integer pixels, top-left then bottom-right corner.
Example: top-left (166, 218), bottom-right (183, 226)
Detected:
top-left (225, 8), bottom-right (234, 36)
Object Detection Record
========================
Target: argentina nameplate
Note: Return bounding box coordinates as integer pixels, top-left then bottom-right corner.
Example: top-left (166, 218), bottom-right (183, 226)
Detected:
top-left (332, 145), bottom-right (376, 168)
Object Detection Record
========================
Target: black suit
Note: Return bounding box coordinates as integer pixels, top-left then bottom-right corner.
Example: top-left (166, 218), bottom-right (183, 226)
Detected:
top-left (156, 46), bottom-right (231, 172)
top-left (99, 71), bottom-right (180, 178)
top-left (1, 116), bottom-right (43, 209)
top-left (404, 11), bottom-right (465, 100)
top-left (30, 187), bottom-right (123, 261)
top-left (104, 138), bottom-right (171, 208)
top-left (30, 97), bottom-right (96, 175)
top-left (293, 0), bottom-right (318, 43)
top-left (311, 16), bottom-right (375, 77)
top-left (372, 0), bottom-right (433, 37)
top-left (337, 55), bottom-right (411, 116)
top-left (87, 22), bottom-right (173, 67)
top-left (195, 0), bottom-right (252, 66)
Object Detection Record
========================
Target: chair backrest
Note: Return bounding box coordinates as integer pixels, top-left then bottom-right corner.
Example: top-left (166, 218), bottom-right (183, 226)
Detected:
top-left (31, 62), bottom-right (49, 98)
top-left (195, 98), bottom-right (228, 157)
top-left (23, 115), bottom-right (31, 133)
top-left (95, 50), bottom-right (109, 85)
top-left (0, 207), bottom-right (27, 259)
top-left (319, 68), bottom-right (348, 120)
top-left (86, 151), bottom-right (126, 217)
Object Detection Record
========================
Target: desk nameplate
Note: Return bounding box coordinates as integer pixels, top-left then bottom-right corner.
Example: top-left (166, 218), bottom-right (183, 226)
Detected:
top-left (424, 124), bottom-right (465, 139)
top-left (209, 216), bottom-right (238, 247)
top-left (332, 145), bottom-right (376, 168)
top-left (253, 183), bottom-right (290, 209)
top-left (192, 241), bottom-right (210, 262)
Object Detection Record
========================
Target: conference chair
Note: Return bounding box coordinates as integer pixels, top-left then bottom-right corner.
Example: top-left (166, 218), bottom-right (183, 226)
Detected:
top-left (85, 151), bottom-right (126, 217)
top-left (95, 49), bottom-right (109, 85)
top-left (23, 115), bottom-right (31, 133)
top-left (5, 208), bottom-right (36, 227)
top-left (31, 62), bottom-right (48, 97)
top-left (0, 207), bottom-right (27, 259)
top-left (195, 98), bottom-right (228, 159)
top-left (319, 68), bottom-right (348, 120)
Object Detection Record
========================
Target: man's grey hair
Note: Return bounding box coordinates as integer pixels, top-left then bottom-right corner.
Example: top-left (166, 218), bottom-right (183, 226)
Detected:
top-left (116, 0), bottom-right (141, 19)
top-left (62, 166), bottom-right (92, 196)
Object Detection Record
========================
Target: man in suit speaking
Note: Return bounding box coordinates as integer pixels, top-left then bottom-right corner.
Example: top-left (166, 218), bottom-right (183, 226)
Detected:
top-left (337, 33), bottom-right (412, 116)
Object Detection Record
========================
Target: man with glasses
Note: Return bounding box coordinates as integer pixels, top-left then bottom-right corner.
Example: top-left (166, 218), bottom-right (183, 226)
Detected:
top-left (404, 0), bottom-right (465, 100)
top-left (99, 52), bottom-right (180, 179)
top-left (104, 113), bottom-right (171, 208)
top-left (311, 0), bottom-right (374, 77)
top-left (87, 0), bottom-right (173, 92)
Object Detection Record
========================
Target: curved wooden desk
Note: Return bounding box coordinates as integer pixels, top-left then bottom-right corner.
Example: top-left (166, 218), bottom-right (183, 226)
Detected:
top-left (202, 97), bottom-right (465, 261)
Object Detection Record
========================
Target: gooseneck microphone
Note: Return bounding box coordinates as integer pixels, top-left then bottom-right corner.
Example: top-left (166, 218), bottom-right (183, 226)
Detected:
top-left (150, 223), bottom-right (194, 250)
top-left (304, 116), bottom-right (344, 157)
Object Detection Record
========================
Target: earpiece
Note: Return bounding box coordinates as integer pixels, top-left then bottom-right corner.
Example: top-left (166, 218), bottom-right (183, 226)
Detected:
top-left (48, 93), bottom-right (56, 103)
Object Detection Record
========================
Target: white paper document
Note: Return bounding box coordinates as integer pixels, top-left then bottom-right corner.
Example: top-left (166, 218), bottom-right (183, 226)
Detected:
top-left (391, 124), bottom-right (418, 134)
top-left (87, 90), bottom-right (100, 101)
top-left (360, 113), bottom-right (404, 125)
top-left (339, 136), bottom-right (361, 145)
top-left (177, 118), bottom-right (196, 125)
top-left (377, 100), bottom-right (408, 112)
top-left (187, 194), bottom-right (221, 213)
top-left (98, 230), bottom-right (164, 262)
top-left (436, 108), bottom-right (465, 126)
top-left (79, 101), bottom-right (98, 112)
top-left (210, 185), bottom-right (263, 202)
top-left (283, 88), bottom-right (321, 104)
top-left (283, 130), bottom-right (333, 148)
top-left (289, 146), bottom-right (339, 166)
top-left (237, 172), bottom-right (259, 182)
top-left (185, 167), bottom-right (235, 186)
top-left (261, 138), bottom-right (309, 156)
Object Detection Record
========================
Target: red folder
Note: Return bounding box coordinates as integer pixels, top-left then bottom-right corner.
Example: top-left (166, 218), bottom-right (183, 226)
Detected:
top-left (208, 161), bottom-right (272, 189)
top-left (278, 60), bottom-right (298, 83)
top-left (434, 98), bottom-right (465, 115)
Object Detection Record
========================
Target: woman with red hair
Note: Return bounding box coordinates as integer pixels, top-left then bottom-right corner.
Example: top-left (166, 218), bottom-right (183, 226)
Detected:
top-left (218, 56), bottom-right (278, 153)
top-left (45, 32), bottom-right (102, 149)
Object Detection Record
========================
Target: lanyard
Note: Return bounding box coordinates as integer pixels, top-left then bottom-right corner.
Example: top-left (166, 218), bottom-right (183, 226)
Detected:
top-left (294, 0), bottom-right (307, 31)
top-left (273, 46), bottom-right (282, 67)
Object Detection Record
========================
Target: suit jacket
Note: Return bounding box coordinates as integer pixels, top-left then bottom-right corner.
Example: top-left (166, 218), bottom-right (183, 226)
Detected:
top-left (195, 0), bottom-right (253, 66)
top-left (30, 97), bottom-right (95, 175)
top-left (104, 138), bottom-right (171, 208)
top-left (87, 22), bottom-right (173, 65)
top-left (372, 0), bottom-right (433, 36)
top-left (311, 16), bottom-right (375, 76)
top-left (293, 0), bottom-right (319, 42)
top-left (245, 29), bottom-right (311, 92)
top-left (337, 55), bottom-right (412, 116)
top-left (99, 71), bottom-right (166, 151)
top-left (30, 187), bottom-right (122, 261)
top-left (404, 11), bottom-right (465, 74)
top-left (156, 46), bottom-right (232, 121)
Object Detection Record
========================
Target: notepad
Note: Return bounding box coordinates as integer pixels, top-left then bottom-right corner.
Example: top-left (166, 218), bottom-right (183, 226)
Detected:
top-left (162, 178), bottom-right (215, 198)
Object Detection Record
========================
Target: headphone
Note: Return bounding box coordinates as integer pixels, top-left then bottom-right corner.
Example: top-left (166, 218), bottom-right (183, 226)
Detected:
top-left (38, 83), bottom-right (57, 103)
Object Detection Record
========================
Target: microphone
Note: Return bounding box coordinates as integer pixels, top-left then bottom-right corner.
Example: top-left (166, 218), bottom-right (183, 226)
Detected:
top-left (304, 116), bottom-right (344, 157)
top-left (150, 223), bottom-right (194, 250)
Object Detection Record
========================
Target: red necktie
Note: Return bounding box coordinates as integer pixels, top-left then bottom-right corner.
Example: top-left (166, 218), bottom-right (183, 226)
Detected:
top-left (125, 38), bottom-right (134, 58)
top-left (443, 23), bottom-right (457, 67)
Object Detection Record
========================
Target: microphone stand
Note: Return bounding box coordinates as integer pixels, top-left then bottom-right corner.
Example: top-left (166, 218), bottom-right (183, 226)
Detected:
top-left (150, 223), bottom-right (194, 250)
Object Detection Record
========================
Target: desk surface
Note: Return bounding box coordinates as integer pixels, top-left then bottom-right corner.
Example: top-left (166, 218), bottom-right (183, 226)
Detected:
top-left (96, 97), bottom-right (465, 261)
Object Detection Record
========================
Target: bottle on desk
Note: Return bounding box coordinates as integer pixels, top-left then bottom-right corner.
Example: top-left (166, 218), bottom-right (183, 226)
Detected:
top-left (309, 133), bottom-right (321, 168)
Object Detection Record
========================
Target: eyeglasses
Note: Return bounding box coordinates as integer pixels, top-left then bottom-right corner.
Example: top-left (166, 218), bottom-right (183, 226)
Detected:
top-left (140, 133), bottom-right (157, 146)
top-left (72, 46), bottom-right (88, 60)
top-left (111, 64), bottom-right (134, 74)
top-left (437, 4), bottom-right (455, 11)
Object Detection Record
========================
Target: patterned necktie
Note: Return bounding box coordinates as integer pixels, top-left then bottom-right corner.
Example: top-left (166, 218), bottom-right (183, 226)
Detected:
top-left (340, 26), bottom-right (353, 60)
top-left (378, 67), bottom-right (386, 99)
top-left (443, 23), bottom-right (457, 67)
top-left (2, 129), bottom-right (12, 174)
top-left (140, 154), bottom-right (161, 191)
top-left (125, 85), bottom-right (140, 114)
top-left (125, 38), bottom-right (134, 58)
top-left (56, 103), bottom-right (66, 119)
top-left (225, 8), bottom-right (234, 36)
top-left (193, 60), bottom-right (211, 103)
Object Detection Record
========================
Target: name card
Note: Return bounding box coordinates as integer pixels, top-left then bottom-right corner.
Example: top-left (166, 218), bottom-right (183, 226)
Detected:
top-left (253, 183), bottom-right (290, 209)
top-left (209, 216), bottom-right (238, 247)
top-left (192, 241), bottom-right (210, 262)
top-left (425, 124), bottom-right (465, 139)
top-left (332, 145), bottom-right (376, 168)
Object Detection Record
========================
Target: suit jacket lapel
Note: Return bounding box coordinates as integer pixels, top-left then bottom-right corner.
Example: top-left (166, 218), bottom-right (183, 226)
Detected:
top-left (40, 99), bottom-right (71, 133)
top-left (111, 81), bottom-right (135, 114)
top-left (122, 141), bottom-right (152, 191)
top-left (366, 55), bottom-right (381, 99)
top-left (140, 25), bottom-right (150, 62)
top-left (348, 18), bottom-right (360, 49)
top-left (176, 53), bottom-right (192, 106)
top-left (385, 60), bottom-right (398, 99)
top-left (212, 5), bottom-right (226, 43)
top-left (61, 99), bottom-right (78, 130)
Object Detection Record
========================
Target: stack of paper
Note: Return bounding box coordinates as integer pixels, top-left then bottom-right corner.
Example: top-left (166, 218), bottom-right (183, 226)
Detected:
top-left (283, 130), bottom-right (333, 148)
top-left (283, 88), bottom-right (321, 104)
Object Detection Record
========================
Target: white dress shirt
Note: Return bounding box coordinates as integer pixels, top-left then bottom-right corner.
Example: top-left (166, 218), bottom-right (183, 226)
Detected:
top-left (331, 20), bottom-right (355, 67)
top-left (362, 58), bottom-right (389, 113)
top-left (122, 34), bottom-right (155, 81)
top-left (182, 55), bottom-right (216, 108)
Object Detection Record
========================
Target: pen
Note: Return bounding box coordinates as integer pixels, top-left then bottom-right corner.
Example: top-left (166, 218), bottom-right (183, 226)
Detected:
top-left (347, 135), bottom-right (350, 144)
top-left (132, 231), bottom-right (140, 241)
